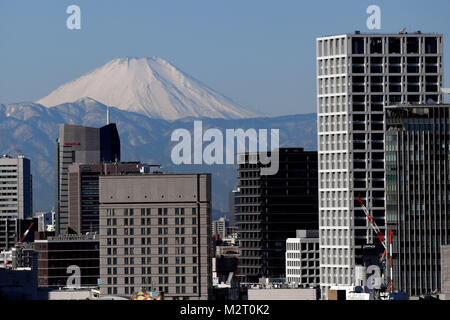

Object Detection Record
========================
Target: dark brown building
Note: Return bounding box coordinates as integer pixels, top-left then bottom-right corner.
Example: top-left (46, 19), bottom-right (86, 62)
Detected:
top-left (35, 233), bottom-right (99, 288)
top-left (68, 162), bottom-right (141, 234)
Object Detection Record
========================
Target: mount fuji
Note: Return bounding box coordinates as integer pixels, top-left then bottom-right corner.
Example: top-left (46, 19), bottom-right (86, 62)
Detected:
top-left (37, 57), bottom-right (261, 120)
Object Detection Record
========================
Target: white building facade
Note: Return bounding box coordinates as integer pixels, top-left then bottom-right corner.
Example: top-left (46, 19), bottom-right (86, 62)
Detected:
top-left (212, 217), bottom-right (226, 239)
top-left (316, 32), bottom-right (444, 297)
top-left (286, 230), bottom-right (320, 287)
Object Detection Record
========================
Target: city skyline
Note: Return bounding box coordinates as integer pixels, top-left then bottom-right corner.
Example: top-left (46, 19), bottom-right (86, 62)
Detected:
top-left (2, 1), bottom-right (450, 304)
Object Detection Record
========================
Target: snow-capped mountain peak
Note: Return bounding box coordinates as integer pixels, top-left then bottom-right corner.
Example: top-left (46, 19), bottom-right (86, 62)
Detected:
top-left (37, 57), bottom-right (260, 120)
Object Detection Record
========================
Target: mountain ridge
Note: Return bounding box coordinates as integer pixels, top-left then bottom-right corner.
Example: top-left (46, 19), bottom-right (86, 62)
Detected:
top-left (37, 57), bottom-right (262, 120)
top-left (0, 100), bottom-right (317, 215)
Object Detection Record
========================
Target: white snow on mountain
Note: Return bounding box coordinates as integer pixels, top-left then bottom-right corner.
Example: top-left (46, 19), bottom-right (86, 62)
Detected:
top-left (37, 57), bottom-right (261, 120)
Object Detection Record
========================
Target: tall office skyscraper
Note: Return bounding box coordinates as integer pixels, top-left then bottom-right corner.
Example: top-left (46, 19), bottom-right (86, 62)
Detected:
top-left (385, 105), bottom-right (450, 297)
top-left (0, 154), bottom-right (32, 219)
top-left (236, 148), bottom-right (318, 283)
top-left (55, 123), bottom-right (120, 235)
top-left (316, 32), bottom-right (443, 296)
top-left (0, 155), bottom-right (33, 251)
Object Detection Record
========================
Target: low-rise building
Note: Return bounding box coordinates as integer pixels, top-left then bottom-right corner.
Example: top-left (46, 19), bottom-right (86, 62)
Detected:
top-left (285, 230), bottom-right (320, 288)
top-left (34, 233), bottom-right (100, 288)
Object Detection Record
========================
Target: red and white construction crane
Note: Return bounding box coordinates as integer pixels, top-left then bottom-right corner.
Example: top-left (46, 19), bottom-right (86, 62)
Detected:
top-left (3, 221), bottom-right (34, 267)
top-left (356, 196), bottom-right (394, 292)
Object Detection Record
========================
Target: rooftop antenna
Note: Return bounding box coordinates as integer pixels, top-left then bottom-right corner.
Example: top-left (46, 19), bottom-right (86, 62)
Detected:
top-left (399, 27), bottom-right (407, 34)
top-left (106, 106), bottom-right (110, 125)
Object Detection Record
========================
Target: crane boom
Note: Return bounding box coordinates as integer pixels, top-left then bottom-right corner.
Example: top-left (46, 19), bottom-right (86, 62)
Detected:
top-left (356, 196), bottom-right (386, 250)
top-left (356, 196), bottom-right (395, 293)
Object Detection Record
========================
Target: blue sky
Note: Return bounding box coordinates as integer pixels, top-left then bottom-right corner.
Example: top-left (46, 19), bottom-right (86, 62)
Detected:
top-left (0, 0), bottom-right (449, 115)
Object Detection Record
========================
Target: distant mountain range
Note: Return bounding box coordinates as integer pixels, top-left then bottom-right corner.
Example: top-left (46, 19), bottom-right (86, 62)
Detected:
top-left (0, 99), bottom-right (317, 217)
top-left (37, 57), bottom-right (261, 120)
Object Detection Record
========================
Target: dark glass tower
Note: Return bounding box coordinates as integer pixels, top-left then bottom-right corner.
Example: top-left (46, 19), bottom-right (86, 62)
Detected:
top-left (235, 148), bottom-right (319, 283)
top-left (385, 105), bottom-right (450, 296)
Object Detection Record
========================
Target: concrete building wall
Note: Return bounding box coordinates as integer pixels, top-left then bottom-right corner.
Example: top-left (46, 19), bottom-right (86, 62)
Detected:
top-left (0, 155), bottom-right (32, 220)
top-left (247, 288), bottom-right (317, 300)
top-left (441, 245), bottom-right (450, 299)
top-left (98, 174), bottom-right (212, 300)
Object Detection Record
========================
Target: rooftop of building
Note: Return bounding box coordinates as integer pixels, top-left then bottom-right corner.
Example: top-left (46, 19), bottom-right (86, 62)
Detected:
top-left (35, 232), bottom-right (99, 243)
top-left (99, 172), bottom-right (211, 178)
top-left (0, 154), bottom-right (26, 160)
top-left (317, 30), bottom-right (442, 40)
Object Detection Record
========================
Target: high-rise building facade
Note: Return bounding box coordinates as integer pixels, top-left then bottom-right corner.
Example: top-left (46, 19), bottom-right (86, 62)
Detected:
top-left (0, 155), bottom-right (32, 220)
top-left (212, 217), bottom-right (226, 239)
top-left (385, 105), bottom-right (450, 296)
top-left (55, 124), bottom-right (120, 235)
top-left (98, 173), bottom-right (212, 300)
top-left (0, 155), bottom-right (33, 251)
top-left (317, 32), bottom-right (443, 296)
top-left (228, 188), bottom-right (240, 228)
top-left (67, 162), bottom-right (141, 234)
top-left (236, 148), bottom-right (318, 283)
